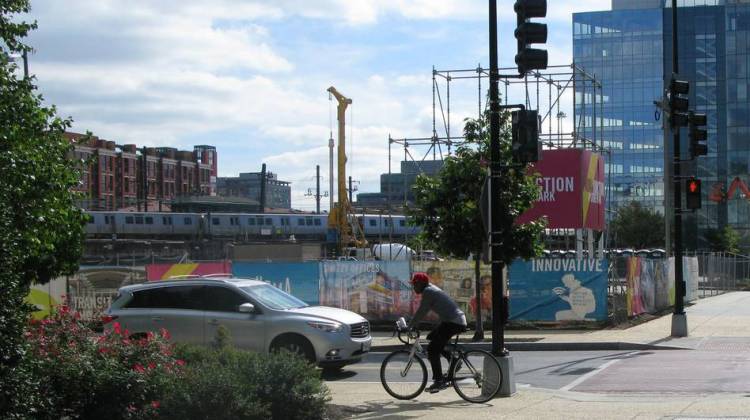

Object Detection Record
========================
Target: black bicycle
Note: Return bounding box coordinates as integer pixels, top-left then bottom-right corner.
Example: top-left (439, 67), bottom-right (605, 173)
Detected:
top-left (379, 318), bottom-right (503, 403)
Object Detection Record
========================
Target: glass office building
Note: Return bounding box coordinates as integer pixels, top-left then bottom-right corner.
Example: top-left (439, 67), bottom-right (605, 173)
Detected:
top-left (574, 0), bottom-right (750, 249)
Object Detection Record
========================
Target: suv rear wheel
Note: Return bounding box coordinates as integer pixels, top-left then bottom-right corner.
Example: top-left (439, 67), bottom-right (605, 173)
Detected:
top-left (271, 335), bottom-right (316, 364)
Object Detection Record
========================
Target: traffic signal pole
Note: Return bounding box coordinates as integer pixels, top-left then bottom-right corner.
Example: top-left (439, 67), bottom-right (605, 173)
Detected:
top-left (670, 0), bottom-right (688, 337)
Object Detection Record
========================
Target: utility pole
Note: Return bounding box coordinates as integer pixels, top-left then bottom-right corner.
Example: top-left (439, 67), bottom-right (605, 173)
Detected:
top-left (259, 163), bottom-right (267, 213)
top-left (316, 165), bottom-right (321, 214)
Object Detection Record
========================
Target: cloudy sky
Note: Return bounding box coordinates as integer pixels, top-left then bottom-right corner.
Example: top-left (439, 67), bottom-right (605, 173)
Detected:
top-left (24, 0), bottom-right (607, 211)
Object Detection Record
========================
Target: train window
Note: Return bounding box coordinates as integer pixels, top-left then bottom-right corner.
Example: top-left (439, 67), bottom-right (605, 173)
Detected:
top-left (135, 216), bottom-right (144, 225)
top-left (384, 219), bottom-right (390, 227)
top-left (87, 216), bottom-right (95, 224)
top-left (265, 218), bottom-right (272, 226)
top-left (212, 218), bottom-right (220, 226)
top-left (281, 217), bottom-right (290, 226)
top-left (248, 218), bottom-right (255, 226)
top-left (314, 219), bottom-right (321, 226)
top-left (399, 220), bottom-right (405, 227)
top-left (256, 217), bottom-right (264, 226)
top-left (145, 217), bottom-right (153, 225)
top-left (125, 216), bottom-right (134, 224)
top-left (369, 219), bottom-right (376, 227)
top-left (297, 218), bottom-right (305, 226)
top-left (230, 217), bottom-right (239, 226)
top-left (305, 218), bottom-right (313, 226)
top-left (184, 217), bottom-right (192, 225)
top-left (163, 216), bottom-right (172, 225)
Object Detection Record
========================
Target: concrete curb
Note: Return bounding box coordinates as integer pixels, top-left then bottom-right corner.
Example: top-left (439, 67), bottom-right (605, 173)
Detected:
top-left (370, 341), bottom-right (688, 353)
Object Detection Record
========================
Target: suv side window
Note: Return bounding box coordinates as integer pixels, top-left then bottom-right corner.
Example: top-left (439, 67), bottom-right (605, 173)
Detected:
top-left (203, 286), bottom-right (249, 312)
top-left (126, 286), bottom-right (203, 310)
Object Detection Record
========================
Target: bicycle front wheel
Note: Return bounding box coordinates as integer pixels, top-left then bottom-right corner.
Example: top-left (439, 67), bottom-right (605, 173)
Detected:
top-left (380, 350), bottom-right (428, 400)
top-left (451, 349), bottom-right (502, 403)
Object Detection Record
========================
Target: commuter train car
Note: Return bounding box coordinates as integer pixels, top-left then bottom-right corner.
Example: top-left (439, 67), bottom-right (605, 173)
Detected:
top-left (85, 211), bottom-right (420, 240)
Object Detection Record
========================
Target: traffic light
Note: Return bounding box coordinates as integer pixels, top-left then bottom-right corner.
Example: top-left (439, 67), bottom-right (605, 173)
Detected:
top-left (686, 177), bottom-right (702, 210)
top-left (688, 111), bottom-right (708, 158)
top-left (511, 109), bottom-right (539, 163)
top-left (669, 77), bottom-right (689, 128)
top-left (514, 0), bottom-right (548, 74)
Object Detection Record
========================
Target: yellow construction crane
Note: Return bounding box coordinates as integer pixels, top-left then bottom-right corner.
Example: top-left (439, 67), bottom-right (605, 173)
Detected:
top-left (327, 86), bottom-right (366, 253)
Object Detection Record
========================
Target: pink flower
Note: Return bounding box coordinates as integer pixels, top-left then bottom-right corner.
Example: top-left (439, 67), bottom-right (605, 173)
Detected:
top-left (175, 359), bottom-right (185, 367)
top-left (132, 363), bottom-right (145, 373)
top-left (113, 322), bottom-right (122, 335)
top-left (150, 400), bottom-right (160, 409)
top-left (159, 328), bottom-right (171, 340)
top-left (148, 362), bottom-right (156, 370)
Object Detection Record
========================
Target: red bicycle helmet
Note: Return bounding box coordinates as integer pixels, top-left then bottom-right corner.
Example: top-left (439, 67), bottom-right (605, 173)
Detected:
top-left (411, 272), bottom-right (430, 285)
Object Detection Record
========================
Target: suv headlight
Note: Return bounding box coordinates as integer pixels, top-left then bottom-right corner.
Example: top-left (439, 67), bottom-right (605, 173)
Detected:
top-left (307, 321), bottom-right (344, 333)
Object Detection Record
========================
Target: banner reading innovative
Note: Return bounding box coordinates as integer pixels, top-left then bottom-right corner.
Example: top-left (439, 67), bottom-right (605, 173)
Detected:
top-left (509, 258), bottom-right (609, 322)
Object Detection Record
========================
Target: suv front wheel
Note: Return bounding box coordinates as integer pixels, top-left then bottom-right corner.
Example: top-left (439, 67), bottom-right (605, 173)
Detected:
top-left (270, 334), bottom-right (316, 364)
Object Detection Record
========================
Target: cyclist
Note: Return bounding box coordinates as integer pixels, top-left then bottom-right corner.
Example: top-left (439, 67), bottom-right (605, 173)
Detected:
top-left (406, 271), bottom-right (467, 393)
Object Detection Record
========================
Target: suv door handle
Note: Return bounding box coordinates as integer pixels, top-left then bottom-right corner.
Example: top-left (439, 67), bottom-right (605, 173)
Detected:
top-left (208, 319), bottom-right (220, 326)
top-left (151, 317), bottom-right (163, 322)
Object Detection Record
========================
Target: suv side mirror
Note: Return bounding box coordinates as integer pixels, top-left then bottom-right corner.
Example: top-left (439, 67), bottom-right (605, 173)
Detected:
top-left (238, 303), bottom-right (256, 313)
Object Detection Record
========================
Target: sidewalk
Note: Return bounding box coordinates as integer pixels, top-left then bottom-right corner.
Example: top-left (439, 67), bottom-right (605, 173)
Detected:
top-left (371, 292), bottom-right (750, 352)
top-left (328, 292), bottom-right (750, 419)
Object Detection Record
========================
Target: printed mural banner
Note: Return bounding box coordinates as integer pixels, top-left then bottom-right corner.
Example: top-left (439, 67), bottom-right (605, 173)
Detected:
top-left (625, 256), bottom-right (698, 317)
top-left (146, 261), bottom-right (232, 281)
top-left (508, 258), bottom-right (608, 322)
top-left (319, 261), bottom-right (410, 322)
top-left (413, 260), bottom-right (493, 324)
top-left (233, 262), bottom-right (320, 305)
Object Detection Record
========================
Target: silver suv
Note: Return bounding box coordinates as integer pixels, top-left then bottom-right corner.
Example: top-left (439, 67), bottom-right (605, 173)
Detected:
top-left (104, 276), bottom-right (372, 369)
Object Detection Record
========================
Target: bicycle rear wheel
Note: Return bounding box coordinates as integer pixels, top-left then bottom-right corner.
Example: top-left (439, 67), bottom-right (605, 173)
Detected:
top-left (380, 350), bottom-right (428, 400)
top-left (451, 349), bottom-right (502, 403)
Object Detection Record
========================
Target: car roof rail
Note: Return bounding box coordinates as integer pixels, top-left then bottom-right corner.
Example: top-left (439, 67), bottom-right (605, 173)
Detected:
top-left (165, 274), bottom-right (202, 280)
top-left (201, 273), bottom-right (234, 278)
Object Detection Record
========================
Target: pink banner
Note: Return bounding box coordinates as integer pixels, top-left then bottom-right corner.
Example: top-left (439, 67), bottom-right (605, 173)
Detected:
top-left (146, 261), bottom-right (232, 281)
top-left (517, 149), bottom-right (605, 230)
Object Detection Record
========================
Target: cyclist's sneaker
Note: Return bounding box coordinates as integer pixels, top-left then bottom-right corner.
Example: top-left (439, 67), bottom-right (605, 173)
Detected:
top-left (426, 379), bottom-right (449, 393)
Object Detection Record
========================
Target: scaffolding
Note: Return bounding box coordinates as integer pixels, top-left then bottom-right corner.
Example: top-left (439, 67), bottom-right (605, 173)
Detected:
top-left (380, 63), bottom-right (611, 251)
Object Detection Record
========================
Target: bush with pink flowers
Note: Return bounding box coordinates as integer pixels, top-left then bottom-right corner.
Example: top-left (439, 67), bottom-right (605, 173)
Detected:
top-left (5, 305), bottom-right (183, 419)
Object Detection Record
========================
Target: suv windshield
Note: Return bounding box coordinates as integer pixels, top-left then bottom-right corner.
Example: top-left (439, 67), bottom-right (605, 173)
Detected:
top-left (240, 284), bottom-right (308, 310)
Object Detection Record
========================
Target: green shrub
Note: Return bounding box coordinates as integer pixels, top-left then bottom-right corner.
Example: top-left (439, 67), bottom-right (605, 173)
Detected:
top-left (167, 345), bottom-right (331, 420)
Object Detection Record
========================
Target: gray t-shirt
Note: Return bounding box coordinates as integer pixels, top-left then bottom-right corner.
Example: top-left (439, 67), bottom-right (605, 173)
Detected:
top-left (409, 284), bottom-right (467, 327)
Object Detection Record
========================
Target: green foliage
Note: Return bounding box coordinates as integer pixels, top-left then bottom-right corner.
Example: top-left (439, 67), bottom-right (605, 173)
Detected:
top-left (0, 0), bottom-right (86, 413)
top-left (610, 201), bottom-right (665, 249)
top-left (4, 307), bottom-right (182, 419)
top-left (168, 345), bottom-right (331, 420)
top-left (409, 110), bottom-right (546, 265)
top-left (211, 324), bottom-right (232, 350)
top-left (705, 225), bottom-right (741, 253)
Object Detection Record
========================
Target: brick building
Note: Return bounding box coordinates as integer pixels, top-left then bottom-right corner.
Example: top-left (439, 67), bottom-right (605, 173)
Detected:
top-left (67, 133), bottom-right (216, 211)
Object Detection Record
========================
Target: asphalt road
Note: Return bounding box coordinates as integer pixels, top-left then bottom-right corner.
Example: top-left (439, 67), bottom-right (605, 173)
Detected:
top-left (322, 350), bottom-right (634, 391)
top-left (324, 343), bottom-right (750, 394)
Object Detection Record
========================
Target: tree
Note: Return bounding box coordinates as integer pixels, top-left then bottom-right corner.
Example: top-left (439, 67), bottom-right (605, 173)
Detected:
top-left (705, 226), bottom-right (741, 254)
top-left (0, 0), bottom-right (86, 412)
top-left (410, 110), bottom-right (545, 339)
top-left (609, 201), bottom-right (665, 249)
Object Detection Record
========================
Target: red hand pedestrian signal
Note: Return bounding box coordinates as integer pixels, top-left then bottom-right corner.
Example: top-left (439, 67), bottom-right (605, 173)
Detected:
top-left (686, 178), bottom-right (701, 210)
